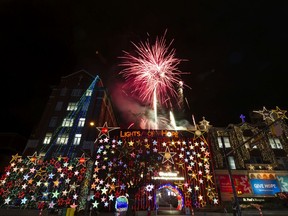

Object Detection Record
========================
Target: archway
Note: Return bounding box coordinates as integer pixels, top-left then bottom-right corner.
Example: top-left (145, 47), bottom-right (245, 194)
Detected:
top-left (155, 183), bottom-right (184, 211)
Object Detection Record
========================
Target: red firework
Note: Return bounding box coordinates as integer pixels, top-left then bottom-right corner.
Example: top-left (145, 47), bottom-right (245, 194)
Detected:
top-left (119, 32), bottom-right (185, 107)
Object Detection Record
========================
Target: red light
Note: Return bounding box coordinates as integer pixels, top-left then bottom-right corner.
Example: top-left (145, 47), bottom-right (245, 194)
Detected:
top-left (101, 127), bottom-right (108, 134)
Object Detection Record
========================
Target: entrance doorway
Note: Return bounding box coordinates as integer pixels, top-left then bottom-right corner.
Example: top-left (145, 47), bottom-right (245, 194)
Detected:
top-left (156, 184), bottom-right (184, 211)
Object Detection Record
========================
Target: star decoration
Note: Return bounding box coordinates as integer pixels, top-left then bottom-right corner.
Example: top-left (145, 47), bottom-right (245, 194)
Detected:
top-left (272, 106), bottom-right (287, 120)
top-left (199, 117), bottom-right (210, 130)
top-left (10, 153), bottom-right (22, 164)
top-left (27, 152), bottom-right (40, 165)
top-left (95, 122), bottom-right (120, 140)
top-left (253, 106), bottom-right (274, 121)
top-left (76, 153), bottom-right (89, 167)
top-left (159, 146), bottom-right (177, 164)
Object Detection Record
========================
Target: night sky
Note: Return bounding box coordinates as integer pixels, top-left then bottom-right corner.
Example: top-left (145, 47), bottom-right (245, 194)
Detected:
top-left (1, 1), bottom-right (287, 137)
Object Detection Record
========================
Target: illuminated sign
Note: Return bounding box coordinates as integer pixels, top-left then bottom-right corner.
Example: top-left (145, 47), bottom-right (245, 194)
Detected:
top-left (242, 198), bottom-right (265, 202)
top-left (152, 172), bottom-right (184, 180)
top-left (250, 179), bottom-right (281, 195)
top-left (119, 130), bottom-right (179, 138)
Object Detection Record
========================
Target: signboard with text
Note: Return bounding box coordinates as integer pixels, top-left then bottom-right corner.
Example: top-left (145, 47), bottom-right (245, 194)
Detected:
top-left (250, 179), bottom-right (280, 195)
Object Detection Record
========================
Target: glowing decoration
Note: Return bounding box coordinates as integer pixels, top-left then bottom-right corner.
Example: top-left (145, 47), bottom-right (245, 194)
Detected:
top-left (239, 114), bottom-right (246, 123)
top-left (159, 146), bottom-right (177, 164)
top-left (152, 172), bottom-right (184, 180)
top-left (95, 122), bottom-right (120, 140)
top-left (157, 184), bottom-right (184, 210)
top-left (76, 153), bottom-right (89, 167)
top-left (272, 106), bottom-right (288, 120)
top-left (115, 196), bottom-right (129, 212)
top-left (10, 153), bottom-right (22, 163)
top-left (27, 152), bottom-right (40, 165)
top-left (253, 106), bottom-right (274, 121)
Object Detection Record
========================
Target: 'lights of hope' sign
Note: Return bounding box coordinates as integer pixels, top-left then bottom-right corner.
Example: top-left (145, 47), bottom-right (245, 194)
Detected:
top-left (250, 179), bottom-right (281, 195)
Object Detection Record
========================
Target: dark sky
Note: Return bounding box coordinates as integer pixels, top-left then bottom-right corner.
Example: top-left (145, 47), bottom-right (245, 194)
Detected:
top-left (0, 0), bottom-right (287, 137)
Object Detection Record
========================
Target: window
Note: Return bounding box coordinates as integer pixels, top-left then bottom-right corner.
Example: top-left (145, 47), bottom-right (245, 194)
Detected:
top-left (217, 137), bottom-right (231, 148)
top-left (244, 137), bottom-right (257, 149)
top-left (71, 89), bottom-right (82, 97)
top-left (43, 133), bottom-right (52, 144)
top-left (73, 134), bottom-right (82, 145)
top-left (86, 90), bottom-right (92, 96)
top-left (62, 118), bottom-right (74, 127)
top-left (55, 101), bottom-right (63, 111)
top-left (228, 156), bottom-right (236, 169)
top-left (56, 134), bottom-right (69, 145)
top-left (269, 138), bottom-right (283, 149)
top-left (60, 88), bottom-right (67, 96)
top-left (78, 118), bottom-right (85, 127)
top-left (49, 117), bottom-right (58, 127)
top-left (67, 102), bottom-right (78, 111)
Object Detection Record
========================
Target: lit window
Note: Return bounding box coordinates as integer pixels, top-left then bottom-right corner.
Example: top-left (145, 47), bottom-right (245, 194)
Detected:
top-left (43, 133), bottom-right (52, 144)
top-left (49, 117), bottom-right (57, 127)
top-left (67, 102), bottom-right (78, 111)
top-left (62, 118), bottom-right (74, 127)
top-left (86, 90), bottom-right (92, 96)
top-left (78, 118), bottom-right (86, 127)
top-left (56, 134), bottom-right (69, 145)
top-left (228, 156), bottom-right (236, 169)
top-left (55, 101), bottom-right (63, 111)
top-left (243, 137), bottom-right (257, 149)
top-left (269, 138), bottom-right (283, 149)
top-left (73, 134), bottom-right (82, 145)
top-left (217, 137), bottom-right (231, 148)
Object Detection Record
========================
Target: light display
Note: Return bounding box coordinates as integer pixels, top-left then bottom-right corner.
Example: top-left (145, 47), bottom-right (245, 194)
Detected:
top-left (0, 128), bottom-right (219, 213)
top-left (88, 128), bottom-right (219, 212)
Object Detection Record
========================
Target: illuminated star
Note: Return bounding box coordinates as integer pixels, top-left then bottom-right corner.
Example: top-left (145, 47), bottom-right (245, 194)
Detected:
top-left (92, 200), bottom-right (99, 208)
top-left (4, 197), bottom-right (11, 204)
top-left (49, 201), bottom-right (56, 208)
top-left (272, 106), bottom-right (287, 120)
top-left (95, 122), bottom-right (120, 141)
top-left (76, 153), bottom-right (89, 167)
top-left (253, 106), bottom-right (274, 121)
top-left (159, 146), bottom-right (176, 164)
top-left (10, 153), bottom-right (22, 164)
top-left (27, 152), bottom-right (40, 165)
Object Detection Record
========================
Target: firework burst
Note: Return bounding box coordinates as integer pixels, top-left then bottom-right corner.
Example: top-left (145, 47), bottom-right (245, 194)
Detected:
top-left (119, 32), bottom-right (186, 107)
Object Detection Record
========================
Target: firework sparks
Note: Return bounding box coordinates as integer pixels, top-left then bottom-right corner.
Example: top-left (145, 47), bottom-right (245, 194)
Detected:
top-left (119, 31), bottom-right (186, 107)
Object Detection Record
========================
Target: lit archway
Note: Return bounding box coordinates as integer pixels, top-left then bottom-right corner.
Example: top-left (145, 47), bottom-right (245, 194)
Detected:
top-left (155, 183), bottom-right (184, 211)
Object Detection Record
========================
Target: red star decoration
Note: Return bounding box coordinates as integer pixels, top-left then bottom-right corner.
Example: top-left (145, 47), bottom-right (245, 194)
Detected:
top-left (76, 153), bottom-right (89, 167)
top-left (95, 122), bottom-right (120, 140)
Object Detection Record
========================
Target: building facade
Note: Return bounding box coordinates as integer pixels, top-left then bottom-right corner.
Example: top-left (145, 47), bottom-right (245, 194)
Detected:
top-left (208, 107), bottom-right (288, 209)
top-left (23, 69), bottom-right (118, 159)
top-left (0, 70), bottom-right (288, 214)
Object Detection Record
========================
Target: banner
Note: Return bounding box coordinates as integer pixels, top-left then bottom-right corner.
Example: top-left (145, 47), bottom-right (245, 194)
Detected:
top-left (250, 179), bottom-right (280, 195)
top-left (217, 174), bottom-right (252, 194)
